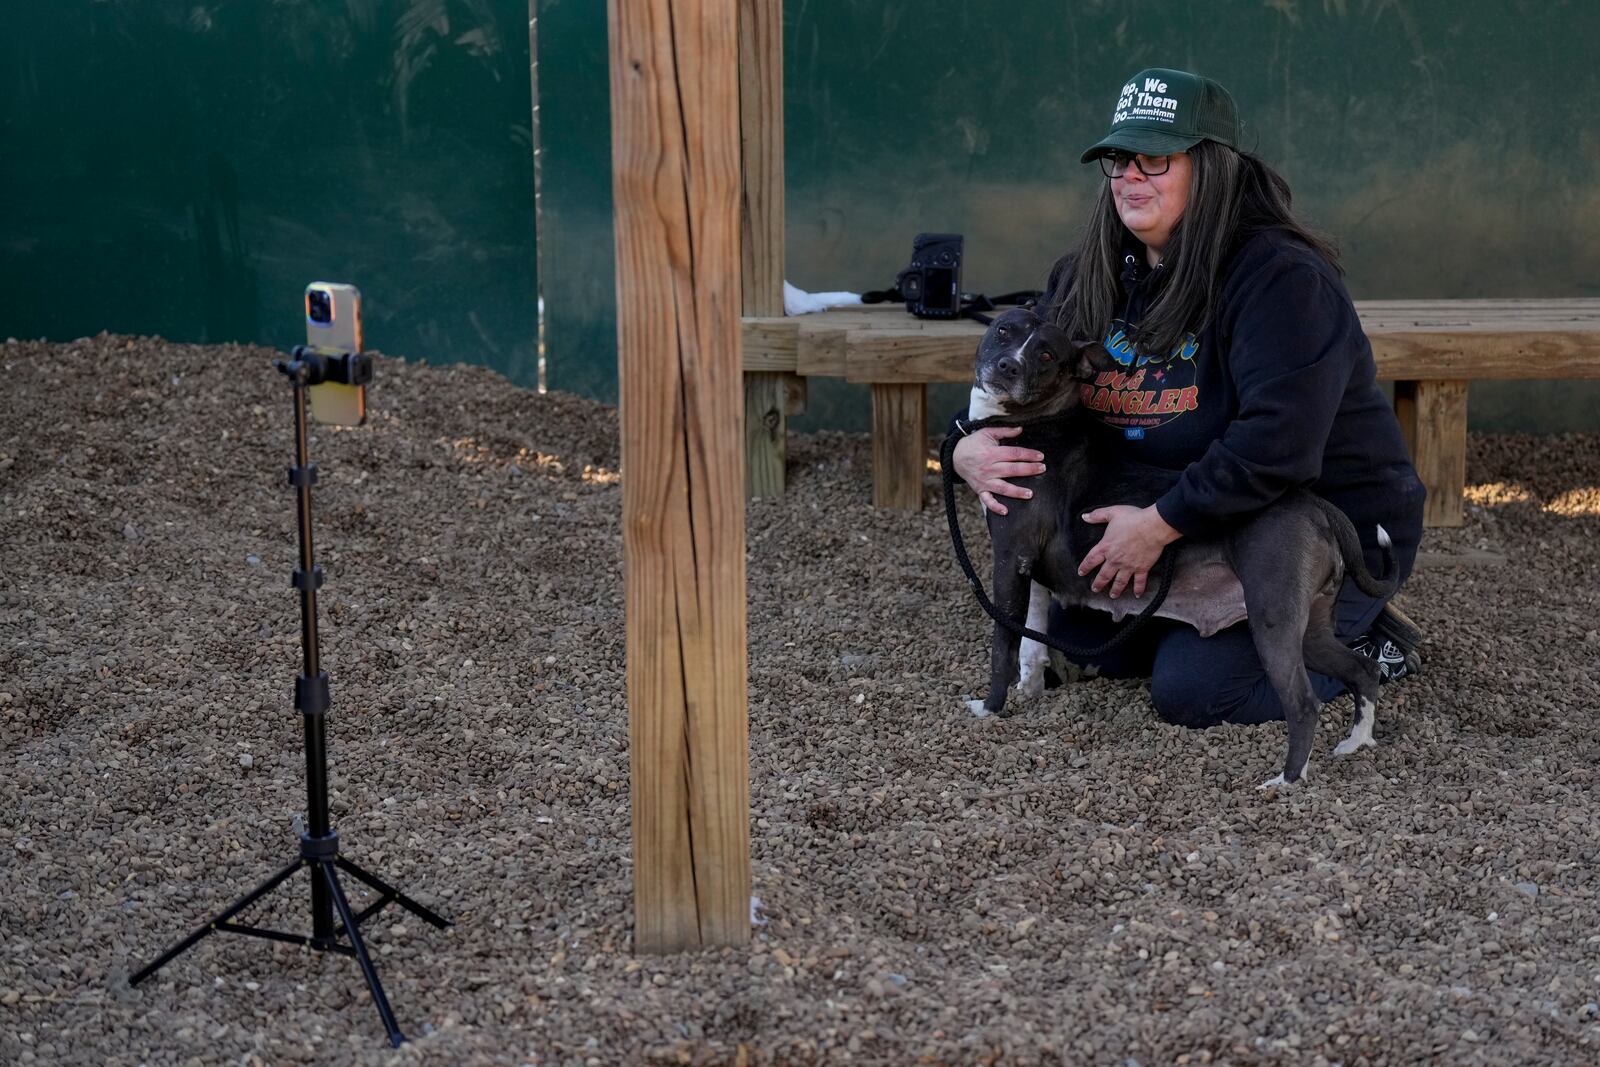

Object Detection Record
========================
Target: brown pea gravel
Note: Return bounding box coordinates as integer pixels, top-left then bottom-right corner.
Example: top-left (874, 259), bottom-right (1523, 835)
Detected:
top-left (2, 333), bottom-right (1599, 1067)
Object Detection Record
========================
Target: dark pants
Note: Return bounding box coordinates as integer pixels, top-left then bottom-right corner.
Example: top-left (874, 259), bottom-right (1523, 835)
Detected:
top-left (1050, 535), bottom-right (1419, 728)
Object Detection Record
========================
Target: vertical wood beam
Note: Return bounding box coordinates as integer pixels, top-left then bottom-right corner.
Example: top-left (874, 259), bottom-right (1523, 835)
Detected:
top-left (740, 0), bottom-right (794, 497)
top-left (1394, 379), bottom-right (1469, 528)
top-left (610, 0), bottom-right (750, 952)
top-left (871, 382), bottom-right (928, 510)
top-left (738, 0), bottom-right (783, 317)
top-left (744, 370), bottom-right (785, 497)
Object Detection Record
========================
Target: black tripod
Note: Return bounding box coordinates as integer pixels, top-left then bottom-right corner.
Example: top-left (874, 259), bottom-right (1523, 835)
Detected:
top-left (130, 348), bottom-right (450, 1047)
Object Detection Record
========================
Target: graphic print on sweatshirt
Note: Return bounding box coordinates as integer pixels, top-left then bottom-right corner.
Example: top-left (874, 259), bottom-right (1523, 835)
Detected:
top-left (1080, 319), bottom-right (1201, 440)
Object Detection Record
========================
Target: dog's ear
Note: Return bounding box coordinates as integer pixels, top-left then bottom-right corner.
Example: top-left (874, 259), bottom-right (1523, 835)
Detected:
top-left (1069, 339), bottom-right (1115, 382)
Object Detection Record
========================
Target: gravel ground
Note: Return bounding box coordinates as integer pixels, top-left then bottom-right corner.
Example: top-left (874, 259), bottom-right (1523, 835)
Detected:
top-left (2, 333), bottom-right (1599, 1067)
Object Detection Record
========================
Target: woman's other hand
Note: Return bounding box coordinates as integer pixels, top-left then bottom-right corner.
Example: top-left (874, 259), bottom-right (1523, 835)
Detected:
top-left (1077, 504), bottom-right (1181, 597)
top-left (951, 426), bottom-right (1046, 516)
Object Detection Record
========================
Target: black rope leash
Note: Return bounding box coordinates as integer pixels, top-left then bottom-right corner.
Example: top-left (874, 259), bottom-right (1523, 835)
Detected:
top-left (939, 417), bottom-right (1179, 661)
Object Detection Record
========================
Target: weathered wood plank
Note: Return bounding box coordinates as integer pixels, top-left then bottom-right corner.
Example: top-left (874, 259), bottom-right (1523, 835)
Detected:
top-left (871, 383), bottom-right (927, 510)
top-left (741, 317), bottom-right (798, 372)
top-left (1367, 333), bottom-right (1600, 380)
top-left (752, 328), bottom-right (1600, 384)
top-left (744, 371), bottom-right (786, 497)
top-left (1357, 298), bottom-right (1600, 329)
top-left (794, 320), bottom-right (853, 377)
top-left (843, 331), bottom-right (972, 384)
top-left (743, 299), bottom-right (1600, 382)
top-left (610, 0), bottom-right (750, 953)
top-left (1394, 379), bottom-right (1470, 528)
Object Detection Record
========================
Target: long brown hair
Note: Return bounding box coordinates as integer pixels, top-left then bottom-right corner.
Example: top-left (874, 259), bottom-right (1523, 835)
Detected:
top-left (1046, 141), bottom-right (1340, 359)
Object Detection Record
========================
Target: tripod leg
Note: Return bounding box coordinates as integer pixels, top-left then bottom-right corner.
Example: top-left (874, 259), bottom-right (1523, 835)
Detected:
top-left (130, 858), bottom-right (305, 986)
top-left (336, 857), bottom-right (452, 929)
top-left (320, 862), bottom-right (406, 1048)
top-left (309, 858), bottom-right (338, 949)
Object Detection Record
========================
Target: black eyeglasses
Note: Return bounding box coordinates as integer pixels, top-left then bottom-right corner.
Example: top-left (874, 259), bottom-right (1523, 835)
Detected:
top-left (1099, 151), bottom-right (1173, 178)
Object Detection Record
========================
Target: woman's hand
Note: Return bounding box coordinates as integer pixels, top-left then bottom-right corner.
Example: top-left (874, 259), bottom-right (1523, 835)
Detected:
top-left (951, 426), bottom-right (1046, 516)
top-left (1077, 504), bottom-right (1182, 597)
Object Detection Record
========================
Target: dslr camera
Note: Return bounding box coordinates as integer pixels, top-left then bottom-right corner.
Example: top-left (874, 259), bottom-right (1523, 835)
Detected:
top-left (895, 232), bottom-right (963, 319)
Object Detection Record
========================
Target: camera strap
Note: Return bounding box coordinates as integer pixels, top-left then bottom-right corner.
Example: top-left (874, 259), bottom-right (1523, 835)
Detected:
top-left (954, 290), bottom-right (1043, 326)
top-left (860, 287), bottom-right (1045, 325)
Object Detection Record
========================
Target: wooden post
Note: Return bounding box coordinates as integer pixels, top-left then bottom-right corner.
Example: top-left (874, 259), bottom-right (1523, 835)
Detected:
top-left (609, 0), bottom-right (750, 952)
top-left (744, 371), bottom-right (785, 497)
top-left (1394, 379), bottom-right (1469, 528)
top-left (871, 382), bottom-right (928, 509)
top-left (740, 0), bottom-right (795, 498)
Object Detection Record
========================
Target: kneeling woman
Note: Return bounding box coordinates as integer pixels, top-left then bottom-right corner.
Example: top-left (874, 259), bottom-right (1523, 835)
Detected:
top-left (952, 67), bottom-right (1426, 727)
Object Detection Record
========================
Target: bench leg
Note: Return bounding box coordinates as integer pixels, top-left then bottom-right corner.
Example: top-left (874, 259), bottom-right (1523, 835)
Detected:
top-left (1393, 379), bottom-right (1468, 528)
top-left (871, 382), bottom-right (927, 510)
top-left (744, 371), bottom-right (787, 498)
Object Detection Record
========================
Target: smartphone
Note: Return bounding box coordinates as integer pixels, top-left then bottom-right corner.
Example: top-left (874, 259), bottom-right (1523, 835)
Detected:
top-left (304, 282), bottom-right (367, 426)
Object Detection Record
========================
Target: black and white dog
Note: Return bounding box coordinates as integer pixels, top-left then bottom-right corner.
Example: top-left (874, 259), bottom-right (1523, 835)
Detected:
top-left (962, 307), bottom-right (1396, 788)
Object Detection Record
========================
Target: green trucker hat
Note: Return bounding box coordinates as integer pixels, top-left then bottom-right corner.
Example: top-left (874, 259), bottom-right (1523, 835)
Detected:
top-left (1080, 68), bottom-right (1242, 163)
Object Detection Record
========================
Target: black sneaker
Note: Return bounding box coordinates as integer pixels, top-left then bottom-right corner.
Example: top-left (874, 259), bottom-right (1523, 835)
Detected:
top-left (1349, 635), bottom-right (1418, 683)
top-left (1350, 603), bottom-right (1423, 683)
top-left (1371, 601), bottom-right (1423, 652)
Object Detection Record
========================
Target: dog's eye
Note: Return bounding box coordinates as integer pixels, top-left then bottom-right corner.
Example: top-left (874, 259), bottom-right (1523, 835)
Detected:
top-left (1039, 350), bottom-right (1055, 362)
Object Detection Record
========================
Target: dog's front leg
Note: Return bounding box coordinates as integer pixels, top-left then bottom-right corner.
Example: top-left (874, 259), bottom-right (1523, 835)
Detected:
top-left (1016, 582), bottom-right (1052, 698)
top-left (972, 551), bottom-right (1033, 718)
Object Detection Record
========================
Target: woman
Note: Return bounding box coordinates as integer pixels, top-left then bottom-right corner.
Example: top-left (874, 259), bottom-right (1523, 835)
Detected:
top-left (952, 67), bottom-right (1426, 728)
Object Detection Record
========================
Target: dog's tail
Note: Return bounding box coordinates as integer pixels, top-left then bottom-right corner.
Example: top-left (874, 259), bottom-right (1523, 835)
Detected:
top-left (1310, 495), bottom-right (1400, 598)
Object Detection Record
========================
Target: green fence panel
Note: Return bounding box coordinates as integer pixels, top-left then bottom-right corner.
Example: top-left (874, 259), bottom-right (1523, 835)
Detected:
top-left (1, 1), bottom-right (538, 385)
top-left (533, 0), bottom-right (616, 404)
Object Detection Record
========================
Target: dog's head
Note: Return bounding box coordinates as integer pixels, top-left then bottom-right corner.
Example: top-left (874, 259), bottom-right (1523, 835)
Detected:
top-left (971, 307), bottom-right (1112, 419)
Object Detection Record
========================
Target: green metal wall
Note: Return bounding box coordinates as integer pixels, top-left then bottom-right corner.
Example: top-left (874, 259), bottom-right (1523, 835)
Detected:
top-left (1, 1), bottom-right (538, 384)
top-left (536, 0), bottom-right (1600, 433)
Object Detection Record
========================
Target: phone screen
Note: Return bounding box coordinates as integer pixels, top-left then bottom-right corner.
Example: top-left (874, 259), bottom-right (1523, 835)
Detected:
top-left (304, 282), bottom-right (367, 426)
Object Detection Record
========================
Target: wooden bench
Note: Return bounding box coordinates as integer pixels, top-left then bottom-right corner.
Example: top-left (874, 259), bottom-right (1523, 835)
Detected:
top-left (741, 299), bottom-right (1600, 527)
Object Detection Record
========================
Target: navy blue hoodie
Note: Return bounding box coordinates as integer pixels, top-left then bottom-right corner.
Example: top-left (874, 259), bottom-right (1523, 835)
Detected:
top-left (1049, 228), bottom-right (1425, 561)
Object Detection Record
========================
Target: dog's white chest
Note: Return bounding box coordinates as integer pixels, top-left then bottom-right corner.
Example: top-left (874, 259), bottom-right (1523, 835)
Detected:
top-left (967, 386), bottom-right (1006, 421)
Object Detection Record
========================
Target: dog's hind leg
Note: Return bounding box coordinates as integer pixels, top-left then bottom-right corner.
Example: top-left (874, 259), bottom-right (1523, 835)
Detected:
top-left (1234, 513), bottom-right (1338, 790)
top-left (1016, 582), bottom-right (1052, 699)
top-left (1245, 589), bottom-right (1322, 789)
top-left (1253, 632), bottom-right (1321, 788)
top-left (1301, 602), bottom-right (1383, 756)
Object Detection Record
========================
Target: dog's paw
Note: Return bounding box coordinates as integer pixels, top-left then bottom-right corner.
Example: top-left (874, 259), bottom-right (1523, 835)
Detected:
top-left (963, 698), bottom-right (991, 719)
top-left (1018, 637), bottom-right (1050, 698)
top-left (1332, 734), bottom-right (1377, 757)
top-left (1016, 670), bottom-right (1047, 699)
top-left (1334, 714), bottom-right (1376, 756)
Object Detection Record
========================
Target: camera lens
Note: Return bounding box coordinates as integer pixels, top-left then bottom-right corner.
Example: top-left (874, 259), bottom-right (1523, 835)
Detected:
top-left (307, 290), bottom-right (333, 325)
